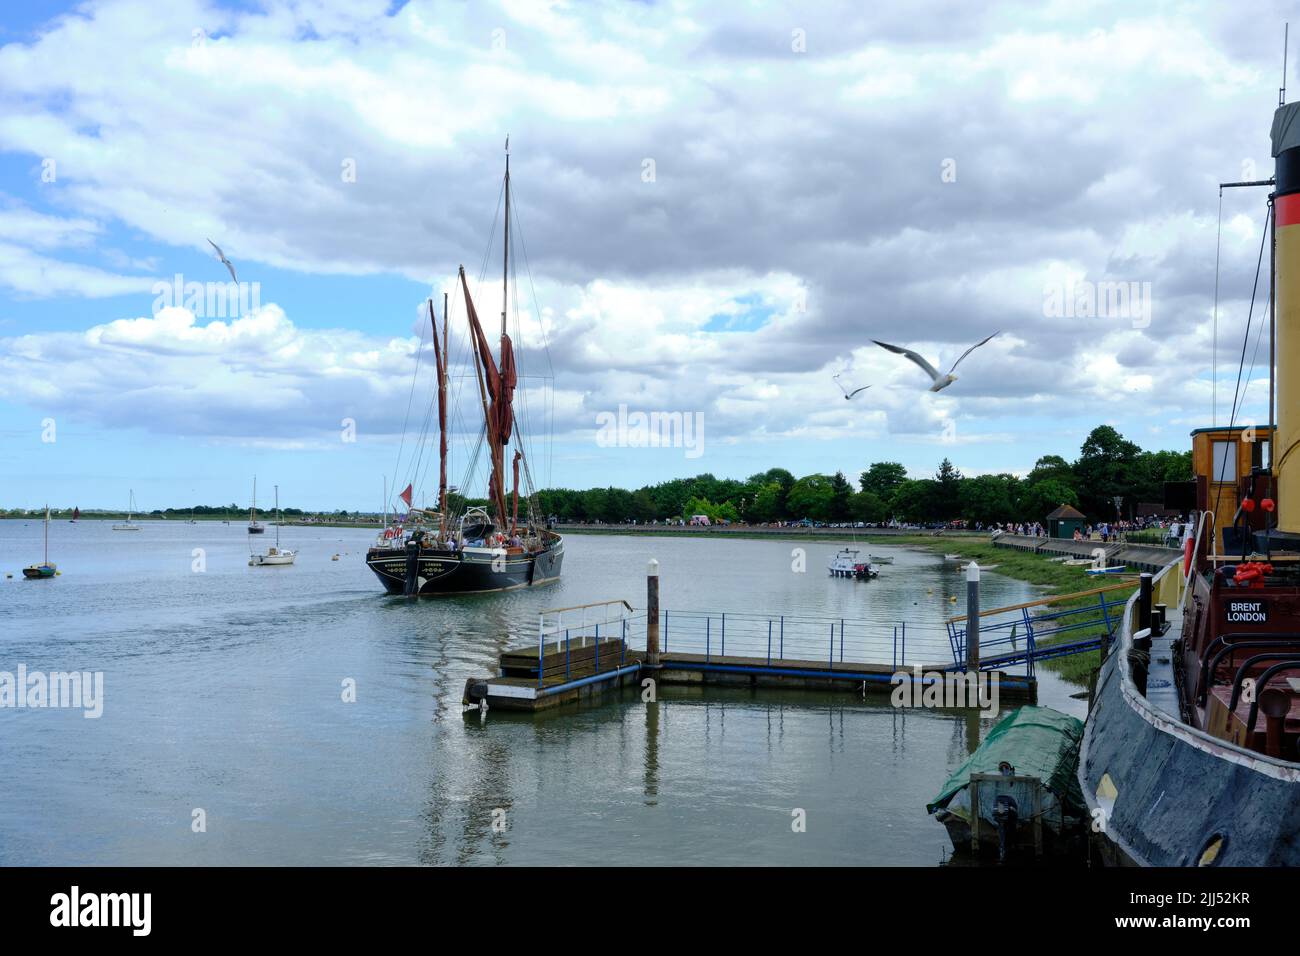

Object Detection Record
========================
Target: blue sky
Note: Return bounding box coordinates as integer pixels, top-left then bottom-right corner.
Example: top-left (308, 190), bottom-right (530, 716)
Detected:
top-left (0, 0), bottom-right (1287, 511)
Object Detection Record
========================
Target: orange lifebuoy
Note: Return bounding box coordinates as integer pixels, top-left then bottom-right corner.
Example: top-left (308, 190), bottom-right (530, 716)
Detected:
top-left (383, 528), bottom-right (397, 540)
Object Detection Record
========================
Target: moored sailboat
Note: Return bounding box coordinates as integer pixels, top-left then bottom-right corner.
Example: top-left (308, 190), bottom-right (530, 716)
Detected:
top-left (250, 485), bottom-right (296, 566)
top-left (22, 505), bottom-right (57, 579)
top-left (247, 477), bottom-right (265, 534)
top-left (366, 145), bottom-right (563, 596)
top-left (112, 491), bottom-right (141, 531)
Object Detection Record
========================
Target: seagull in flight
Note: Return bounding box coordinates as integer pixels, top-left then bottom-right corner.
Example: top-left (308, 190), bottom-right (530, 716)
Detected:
top-left (833, 372), bottom-right (871, 400)
top-left (873, 332), bottom-right (1000, 392)
top-left (206, 238), bottom-right (238, 283)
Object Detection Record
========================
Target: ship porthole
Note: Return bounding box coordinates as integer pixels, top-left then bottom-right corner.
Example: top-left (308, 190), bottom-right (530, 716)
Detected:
top-left (1196, 833), bottom-right (1226, 867)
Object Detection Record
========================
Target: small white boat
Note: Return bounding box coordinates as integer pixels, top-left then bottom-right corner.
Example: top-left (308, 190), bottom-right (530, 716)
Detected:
top-left (250, 485), bottom-right (296, 567)
top-left (112, 490), bottom-right (141, 531)
top-left (944, 553), bottom-right (963, 560)
top-left (1085, 565), bottom-right (1128, 575)
top-left (868, 554), bottom-right (895, 565)
top-left (828, 547), bottom-right (878, 580)
top-left (829, 547), bottom-right (861, 577)
top-left (250, 547), bottom-right (296, 567)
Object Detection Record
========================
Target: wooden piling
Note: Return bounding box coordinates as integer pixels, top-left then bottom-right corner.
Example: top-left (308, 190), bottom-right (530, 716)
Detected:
top-left (1137, 572), bottom-right (1153, 634)
top-left (647, 558), bottom-right (660, 667)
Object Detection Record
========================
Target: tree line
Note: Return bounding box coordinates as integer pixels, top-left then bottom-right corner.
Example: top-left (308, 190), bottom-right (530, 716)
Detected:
top-left (534, 425), bottom-right (1192, 526)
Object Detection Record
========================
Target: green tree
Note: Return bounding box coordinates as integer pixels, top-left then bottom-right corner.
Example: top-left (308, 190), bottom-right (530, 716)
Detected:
top-left (631, 489), bottom-right (658, 522)
top-left (934, 458), bottom-right (963, 519)
top-left (1074, 425), bottom-right (1141, 519)
top-left (890, 479), bottom-right (941, 524)
top-left (1021, 478), bottom-right (1080, 521)
top-left (749, 481), bottom-right (785, 522)
top-left (960, 474), bottom-right (1018, 525)
top-left (1129, 449), bottom-right (1193, 507)
top-left (849, 490), bottom-right (886, 523)
top-left (829, 471), bottom-right (853, 521)
top-left (787, 475), bottom-right (834, 522)
top-left (859, 462), bottom-right (908, 499)
top-left (1026, 454), bottom-right (1074, 485)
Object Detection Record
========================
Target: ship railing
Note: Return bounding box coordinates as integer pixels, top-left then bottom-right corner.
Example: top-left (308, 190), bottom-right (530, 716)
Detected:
top-left (1177, 509), bottom-right (1213, 612)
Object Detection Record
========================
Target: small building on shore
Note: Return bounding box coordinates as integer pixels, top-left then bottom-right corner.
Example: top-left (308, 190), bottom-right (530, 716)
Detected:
top-left (1045, 503), bottom-right (1086, 539)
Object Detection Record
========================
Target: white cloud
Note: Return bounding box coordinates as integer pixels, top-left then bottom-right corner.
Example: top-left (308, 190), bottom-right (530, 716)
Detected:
top-left (0, 0), bottom-right (1290, 481)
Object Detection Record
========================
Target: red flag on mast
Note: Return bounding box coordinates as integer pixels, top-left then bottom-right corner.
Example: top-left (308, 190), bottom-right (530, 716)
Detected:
top-left (399, 484), bottom-right (413, 508)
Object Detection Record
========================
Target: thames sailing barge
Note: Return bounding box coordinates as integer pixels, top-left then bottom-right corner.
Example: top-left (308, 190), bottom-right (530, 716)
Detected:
top-left (1079, 96), bottom-right (1300, 866)
top-left (366, 151), bottom-right (563, 596)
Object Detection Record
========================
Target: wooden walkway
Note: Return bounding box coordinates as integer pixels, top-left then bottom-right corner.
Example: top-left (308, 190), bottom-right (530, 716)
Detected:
top-left (464, 639), bottom-right (1036, 712)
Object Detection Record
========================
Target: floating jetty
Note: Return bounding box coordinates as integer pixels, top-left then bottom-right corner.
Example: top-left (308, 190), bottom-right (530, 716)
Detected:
top-left (462, 562), bottom-right (1123, 714)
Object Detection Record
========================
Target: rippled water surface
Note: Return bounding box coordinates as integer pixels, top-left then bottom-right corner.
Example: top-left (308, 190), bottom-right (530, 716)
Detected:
top-left (0, 520), bottom-right (1085, 865)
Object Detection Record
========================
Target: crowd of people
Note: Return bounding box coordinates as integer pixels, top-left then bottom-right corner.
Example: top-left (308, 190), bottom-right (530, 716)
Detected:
top-left (979, 514), bottom-right (1190, 545)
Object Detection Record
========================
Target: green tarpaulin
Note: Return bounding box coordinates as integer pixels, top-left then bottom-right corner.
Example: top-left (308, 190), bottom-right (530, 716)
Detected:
top-left (927, 705), bottom-right (1086, 815)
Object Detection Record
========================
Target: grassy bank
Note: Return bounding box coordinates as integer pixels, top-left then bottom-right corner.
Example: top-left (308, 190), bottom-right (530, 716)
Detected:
top-left (882, 534), bottom-right (1131, 686)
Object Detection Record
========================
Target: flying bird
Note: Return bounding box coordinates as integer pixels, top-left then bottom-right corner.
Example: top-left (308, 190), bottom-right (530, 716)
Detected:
top-left (833, 372), bottom-right (871, 400)
top-left (873, 332), bottom-right (1000, 392)
top-left (206, 238), bottom-right (238, 283)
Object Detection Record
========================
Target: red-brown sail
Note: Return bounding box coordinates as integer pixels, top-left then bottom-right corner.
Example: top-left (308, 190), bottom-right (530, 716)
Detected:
top-left (459, 266), bottom-right (516, 524)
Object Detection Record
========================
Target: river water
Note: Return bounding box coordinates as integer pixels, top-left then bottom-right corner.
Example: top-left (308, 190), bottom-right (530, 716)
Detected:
top-left (0, 520), bottom-right (1084, 865)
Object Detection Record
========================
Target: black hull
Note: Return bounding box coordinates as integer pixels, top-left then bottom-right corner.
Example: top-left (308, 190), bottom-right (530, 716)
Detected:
top-left (366, 538), bottom-right (563, 596)
top-left (1079, 566), bottom-right (1300, 866)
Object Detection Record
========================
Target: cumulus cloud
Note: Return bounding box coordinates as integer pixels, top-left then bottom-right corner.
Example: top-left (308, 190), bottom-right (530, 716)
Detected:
top-left (0, 0), bottom-right (1288, 480)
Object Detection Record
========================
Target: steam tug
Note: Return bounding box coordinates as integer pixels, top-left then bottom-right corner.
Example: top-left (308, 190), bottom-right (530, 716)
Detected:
top-left (1079, 95), bottom-right (1300, 866)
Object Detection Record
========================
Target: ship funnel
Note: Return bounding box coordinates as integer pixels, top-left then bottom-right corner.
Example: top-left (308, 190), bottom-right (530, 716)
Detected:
top-left (1272, 102), bottom-right (1300, 532)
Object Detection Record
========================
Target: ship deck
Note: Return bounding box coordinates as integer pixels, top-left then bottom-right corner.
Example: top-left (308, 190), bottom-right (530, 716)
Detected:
top-left (1145, 608), bottom-right (1182, 720)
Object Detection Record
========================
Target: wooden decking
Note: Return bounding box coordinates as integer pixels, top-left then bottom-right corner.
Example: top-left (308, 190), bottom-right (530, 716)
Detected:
top-left (465, 639), bottom-right (1036, 712)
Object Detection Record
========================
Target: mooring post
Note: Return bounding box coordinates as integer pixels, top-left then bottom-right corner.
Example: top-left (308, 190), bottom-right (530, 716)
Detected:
top-left (966, 561), bottom-right (981, 673)
top-left (646, 558), bottom-right (661, 667)
top-left (1138, 572), bottom-right (1153, 635)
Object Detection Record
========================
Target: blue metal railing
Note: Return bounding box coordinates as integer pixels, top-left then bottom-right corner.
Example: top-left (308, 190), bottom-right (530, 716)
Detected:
top-left (946, 590), bottom-right (1127, 675)
top-left (526, 592), bottom-right (1123, 690)
top-left (630, 609), bottom-right (949, 668)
